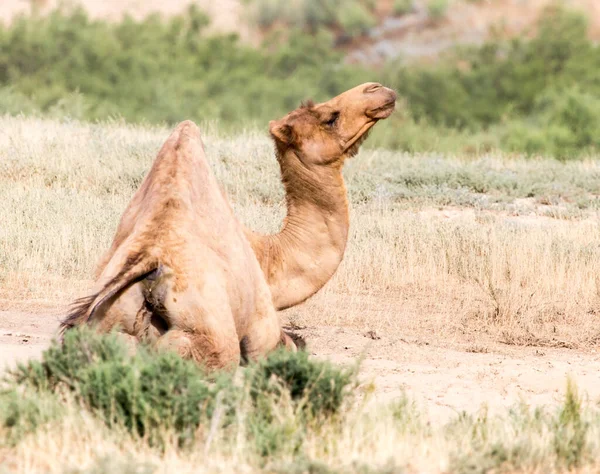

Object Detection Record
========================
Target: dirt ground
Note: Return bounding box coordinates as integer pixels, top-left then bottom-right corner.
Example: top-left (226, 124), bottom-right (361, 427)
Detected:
top-left (2, 309), bottom-right (599, 422)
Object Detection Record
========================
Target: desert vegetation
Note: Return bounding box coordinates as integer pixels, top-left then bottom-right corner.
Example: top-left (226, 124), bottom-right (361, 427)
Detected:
top-left (2, 327), bottom-right (600, 473)
top-left (3, 2), bottom-right (600, 472)
top-left (1, 3), bottom-right (600, 158)
top-left (2, 116), bottom-right (600, 347)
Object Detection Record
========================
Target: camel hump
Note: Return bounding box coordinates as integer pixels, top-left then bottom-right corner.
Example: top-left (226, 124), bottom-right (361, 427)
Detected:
top-left (175, 120), bottom-right (201, 137)
top-left (162, 120), bottom-right (205, 156)
top-left (152, 120), bottom-right (206, 169)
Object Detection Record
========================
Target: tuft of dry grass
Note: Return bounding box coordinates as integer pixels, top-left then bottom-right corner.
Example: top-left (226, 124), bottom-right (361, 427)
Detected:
top-left (2, 115), bottom-right (600, 346)
top-left (2, 381), bottom-right (600, 473)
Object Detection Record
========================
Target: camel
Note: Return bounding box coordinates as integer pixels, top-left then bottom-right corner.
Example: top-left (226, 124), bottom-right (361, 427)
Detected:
top-left (60, 82), bottom-right (396, 369)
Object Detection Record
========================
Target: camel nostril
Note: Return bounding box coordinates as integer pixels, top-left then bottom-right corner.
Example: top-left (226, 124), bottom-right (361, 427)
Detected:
top-left (364, 83), bottom-right (383, 94)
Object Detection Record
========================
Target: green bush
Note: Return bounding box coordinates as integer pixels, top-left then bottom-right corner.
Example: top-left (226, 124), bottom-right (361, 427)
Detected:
top-left (337, 2), bottom-right (377, 38)
top-left (245, 348), bottom-right (358, 457)
top-left (0, 5), bottom-right (366, 125)
top-left (5, 328), bottom-right (359, 453)
top-left (2, 3), bottom-right (600, 158)
top-left (393, 0), bottom-right (414, 15)
top-left (502, 87), bottom-right (600, 159)
top-left (248, 348), bottom-right (358, 419)
top-left (0, 389), bottom-right (63, 446)
top-left (246, 0), bottom-right (375, 37)
top-left (8, 328), bottom-right (238, 446)
top-left (385, 5), bottom-right (593, 125)
top-left (427, 0), bottom-right (449, 20)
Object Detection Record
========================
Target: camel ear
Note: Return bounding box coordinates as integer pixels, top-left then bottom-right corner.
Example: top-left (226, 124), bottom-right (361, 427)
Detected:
top-left (269, 120), bottom-right (295, 145)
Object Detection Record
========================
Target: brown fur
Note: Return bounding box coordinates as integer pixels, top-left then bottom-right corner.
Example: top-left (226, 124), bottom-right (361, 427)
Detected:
top-left (246, 82), bottom-right (397, 310)
top-left (61, 83), bottom-right (396, 369)
top-left (61, 121), bottom-right (286, 369)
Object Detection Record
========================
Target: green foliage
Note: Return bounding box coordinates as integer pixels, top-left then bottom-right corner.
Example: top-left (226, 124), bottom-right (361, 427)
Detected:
top-left (9, 328), bottom-right (237, 446)
top-left (337, 2), bottom-right (377, 38)
top-left (393, 0), bottom-right (414, 15)
top-left (0, 388), bottom-right (62, 446)
top-left (249, 348), bottom-right (358, 420)
top-left (427, 0), bottom-right (449, 20)
top-left (381, 3), bottom-right (600, 157)
top-left (0, 5), bottom-right (366, 126)
top-left (246, 349), bottom-right (358, 458)
top-left (5, 328), bottom-right (359, 455)
top-left (2, 330), bottom-right (600, 473)
top-left (553, 378), bottom-right (588, 468)
top-left (1, 3), bottom-right (600, 158)
top-left (246, 0), bottom-right (376, 38)
top-left (501, 87), bottom-right (600, 159)
top-left (445, 380), bottom-right (594, 474)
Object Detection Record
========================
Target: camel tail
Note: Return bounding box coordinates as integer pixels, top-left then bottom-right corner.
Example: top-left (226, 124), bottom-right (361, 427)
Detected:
top-left (59, 252), bottom-right (158, 336)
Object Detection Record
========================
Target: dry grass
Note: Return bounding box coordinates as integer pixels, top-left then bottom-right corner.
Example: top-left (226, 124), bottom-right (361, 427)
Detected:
top-left (2, 115), bottom-right (600, 347)
top-left (2, 381), bottom-right (600, 473)
top-left (5, 116), bottom-right (600, 473)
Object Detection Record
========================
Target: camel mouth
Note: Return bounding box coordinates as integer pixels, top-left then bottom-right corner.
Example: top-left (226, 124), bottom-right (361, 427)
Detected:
top-left (366, 100), bottom-right (396, 120)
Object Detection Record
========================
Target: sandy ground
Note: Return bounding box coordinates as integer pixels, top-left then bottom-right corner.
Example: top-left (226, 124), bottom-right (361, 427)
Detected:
top-left (2, 309), bottom-right (599, 422)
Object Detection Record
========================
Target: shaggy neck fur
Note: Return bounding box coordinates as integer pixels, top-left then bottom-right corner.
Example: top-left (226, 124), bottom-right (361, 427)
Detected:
top-left (246, 146), bottom-right (350, 310)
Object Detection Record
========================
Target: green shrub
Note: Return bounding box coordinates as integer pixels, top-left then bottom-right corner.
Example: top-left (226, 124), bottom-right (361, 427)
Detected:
top-left (6, 328), bottom-right (358, 454)
top-left (503, 87), bottom-right (600, 159)
top-left (384, 4), bottom-right (595, 126)
top-left (2, 3), bottom-right (600, 158)
top-left (337, 2), bottom-right (377, 38)
top-left (0, 388), bottom-right (63, 446)
top-left (0, 5), bottom-right (364, 125)
top-left (245, 349), bottom-right (358, 457)
top-left (248, 348), bottom-right (358, 419)
top-left (8, 328), bottom-right (238, 446)
top-left (246, 0), bottom-right (375, 36)
top-left (393, 0), bottom-right (414, 15)
top-left (553, 378), bottom-right (589, 468)
top-left (254, 0), bottom-right (283, 28)
top-left (427, 0), bottom-right (449, 20)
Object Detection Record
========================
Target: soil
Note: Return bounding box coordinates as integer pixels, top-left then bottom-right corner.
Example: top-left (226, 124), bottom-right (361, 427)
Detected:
top-left (2, 309), bottom-right (599, 422)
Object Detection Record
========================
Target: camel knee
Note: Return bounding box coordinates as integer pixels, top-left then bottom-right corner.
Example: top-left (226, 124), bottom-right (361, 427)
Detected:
top-left (240, 329), bottom-right (297, 365)
top-left (155, 329), bottom-right (240, 370)
top-left (279, 330), bottom-right (298, 352)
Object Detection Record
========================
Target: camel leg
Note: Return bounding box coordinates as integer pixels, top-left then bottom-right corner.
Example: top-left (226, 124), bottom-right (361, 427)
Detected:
top-left (92, 282), bottom-right (169, 341)
top-left (240, 288), bottom-right (297, 364)
top-left (241, 322), bottom-right (297, 365)
top-left (153, 288), bottom-right (241, 370)
top-left (91, 283), bottom-right (144, 335)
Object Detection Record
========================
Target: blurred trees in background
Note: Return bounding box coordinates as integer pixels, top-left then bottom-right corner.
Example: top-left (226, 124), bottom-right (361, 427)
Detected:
top-left (1, 2), bottom-right (599, 159)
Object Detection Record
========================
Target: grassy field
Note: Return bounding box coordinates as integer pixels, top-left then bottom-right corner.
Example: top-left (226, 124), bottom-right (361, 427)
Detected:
top-left (3, 115), bottom-right (600, 472)
top-left (2, 115), bottom-right (600, 347)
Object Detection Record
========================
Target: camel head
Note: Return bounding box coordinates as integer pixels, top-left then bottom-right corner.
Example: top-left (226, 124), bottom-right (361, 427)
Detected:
top-left (269, 82), bottom-right (396, 166)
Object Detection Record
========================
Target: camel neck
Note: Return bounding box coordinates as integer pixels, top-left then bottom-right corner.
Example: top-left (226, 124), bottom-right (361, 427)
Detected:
top-left (247, 150), bottom-right (350, 310)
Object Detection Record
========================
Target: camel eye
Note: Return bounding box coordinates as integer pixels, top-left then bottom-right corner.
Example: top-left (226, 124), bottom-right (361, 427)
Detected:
top-left (323, 112), bottom-right (339, 127)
